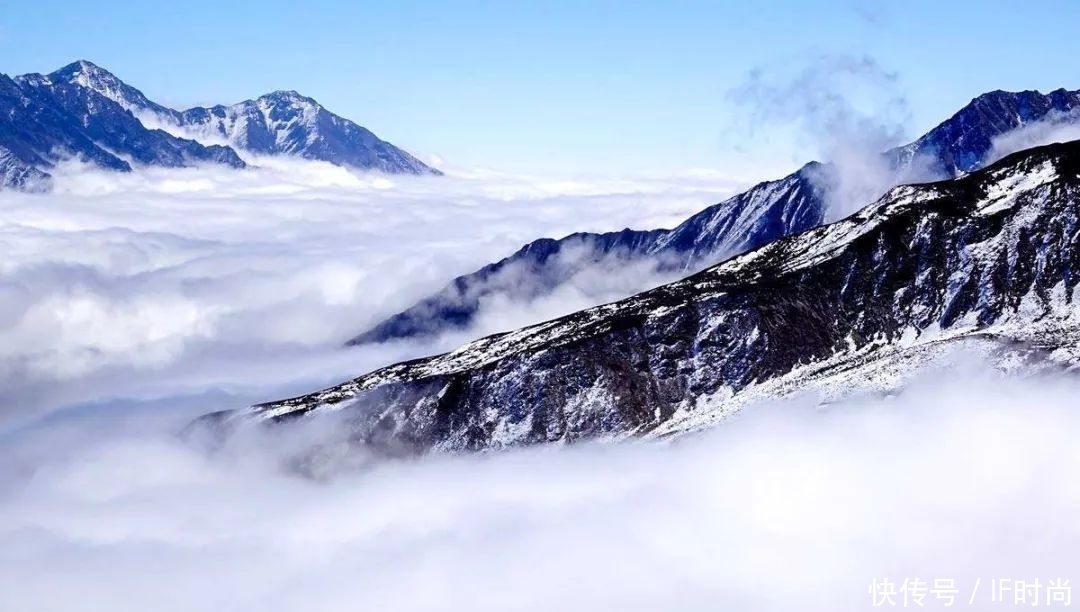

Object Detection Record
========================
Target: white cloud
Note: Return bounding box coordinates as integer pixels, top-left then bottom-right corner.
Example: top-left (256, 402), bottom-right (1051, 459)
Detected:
top-left (1, 366), bottom-right (1078, 611)
top-left (985, 109), bottom-right (1080, 166)
top-left (0, 159), bottom-right (748, 423)
top-left (0, 141), bottom-right (1074, 612)
top-left (727, 55), bottom-right (943, 220)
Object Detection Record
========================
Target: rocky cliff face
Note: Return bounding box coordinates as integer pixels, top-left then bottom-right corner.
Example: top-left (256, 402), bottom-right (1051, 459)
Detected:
top-left (0, 145), bottom-right (50, 191)
top-left (204, 140), bottom-right (1080, 454)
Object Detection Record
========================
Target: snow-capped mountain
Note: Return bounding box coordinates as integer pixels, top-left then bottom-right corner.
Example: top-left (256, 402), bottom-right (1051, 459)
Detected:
top-left (349, 88), bottom-right (1080, 346)
top-left (43, 60), bottom-right (177, 119)
top-left (0, 63), bottom-right (246, 189)
top-left (0, 60), bottom-right (438, 188)
top-left (49, 60), bottom-right (438, 175)
top-left (17, 66), bottom-right (246, 169)
top-left (197, 139), bottom-right (1080, 453)
top-left (172, 91), bottom-right (439, 175)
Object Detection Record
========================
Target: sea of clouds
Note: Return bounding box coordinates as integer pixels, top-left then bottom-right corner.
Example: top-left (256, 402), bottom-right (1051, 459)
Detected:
top-left (3, 363), bottom-right (1080, 611)
top-left (0, 158), bottom-right (747, 425)
top-left (5, 101), bottom-right (1080, 610)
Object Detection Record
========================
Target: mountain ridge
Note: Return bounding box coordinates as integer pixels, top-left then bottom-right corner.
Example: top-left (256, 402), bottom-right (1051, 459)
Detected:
top-left (2, 63), bottom-right (247, 181)
top-left (348, 87), bottom-right (1080, 346)
top-left (199, 139), bottom-right (1080, 454)
top-left (172, 88), bottom-right (438, 175)
top-left (0, 60), bottom-right (439, 188)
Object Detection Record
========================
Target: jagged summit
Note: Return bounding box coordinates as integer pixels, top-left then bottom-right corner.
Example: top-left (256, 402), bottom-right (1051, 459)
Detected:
top-left (42, 60), bottom-right (176, 118)
top-left (257, 90), bottom-right (316, 104)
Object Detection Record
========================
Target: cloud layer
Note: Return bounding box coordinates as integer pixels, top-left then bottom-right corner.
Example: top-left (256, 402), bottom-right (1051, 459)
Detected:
top-left (985, 108), bottom-right (1080, 166)
top-left (0, 159), bottom-right (746, 423)
top-left (2, 367), bottom-right (1078, 611)
top-left (4, 122), bottom-right (1080, 611)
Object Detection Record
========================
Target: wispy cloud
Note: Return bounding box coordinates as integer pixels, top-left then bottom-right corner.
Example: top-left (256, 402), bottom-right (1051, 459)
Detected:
top-left (726, 54), bottom-right (941, 219)
top-left (984, 108), bottom-right (1080, 166)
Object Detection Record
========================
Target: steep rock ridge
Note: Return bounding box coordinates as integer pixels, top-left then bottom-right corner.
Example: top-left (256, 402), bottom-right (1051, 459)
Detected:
top-left (351, 88), bottom-right (1080, 346)
top-left (348, 166), bottom-right (823, 344)
top-left (210, 140), bottom-right (1080, 454)
top-left (894, 88), bottom-right (1080, 175)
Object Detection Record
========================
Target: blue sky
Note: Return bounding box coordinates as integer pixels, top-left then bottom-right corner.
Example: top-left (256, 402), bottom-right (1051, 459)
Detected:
top-left (3, 0), bottom-right (1079, 175)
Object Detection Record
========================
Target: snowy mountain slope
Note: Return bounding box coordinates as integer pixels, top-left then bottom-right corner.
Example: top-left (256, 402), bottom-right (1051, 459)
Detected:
top-left (43, 60), bottom-right (178, 119)
top-left (893, 88), bottom-right (1080, 175)
top-left (0, 72), bottom-right (133, 180)
top-left (199, 139), bottom-right (1080, 454)
top-left (173, 91), bottom-right (440, 175)
top-left (0, 62), bottom-right (246, 189)
top-left (0, 60), bottom-right (438, 188)
top-left (0, 145), bottom-right (50, 191)
top-left (16, 66), bottom-right (245, 170)
top-left (45, 60), bottom-right (438, 175)
top-left (349, 88), bottom-right (1080, 346)
top-left (347, 165), bottom-right (824, 344)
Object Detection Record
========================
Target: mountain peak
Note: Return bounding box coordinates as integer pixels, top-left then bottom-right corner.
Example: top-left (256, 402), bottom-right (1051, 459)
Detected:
top-left (49, 60), bottom-right (119, 84)
top-left (0, 61), bottom-right (443, 184)
top-left (260, 89), bottom-right (318, 106)
top-left (963, 87), bottom-right (1079, 113)
top-left (967, 88), bottom-right (1048, 109)
top-left (41, 59), bottom-right (168, 118)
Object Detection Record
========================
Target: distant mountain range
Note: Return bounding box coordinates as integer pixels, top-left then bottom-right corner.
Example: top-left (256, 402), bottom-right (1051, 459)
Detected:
top-left (348, 88), bottom-right (1080, 346)
top-left (0, 60), bottom-right (439, 189)
top-left (198, 140), bottom-right (1080, 454)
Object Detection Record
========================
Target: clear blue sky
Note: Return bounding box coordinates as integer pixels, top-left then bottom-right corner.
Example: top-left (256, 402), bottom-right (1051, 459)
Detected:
top-left (3, 0), bottom-right (1079, 175)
